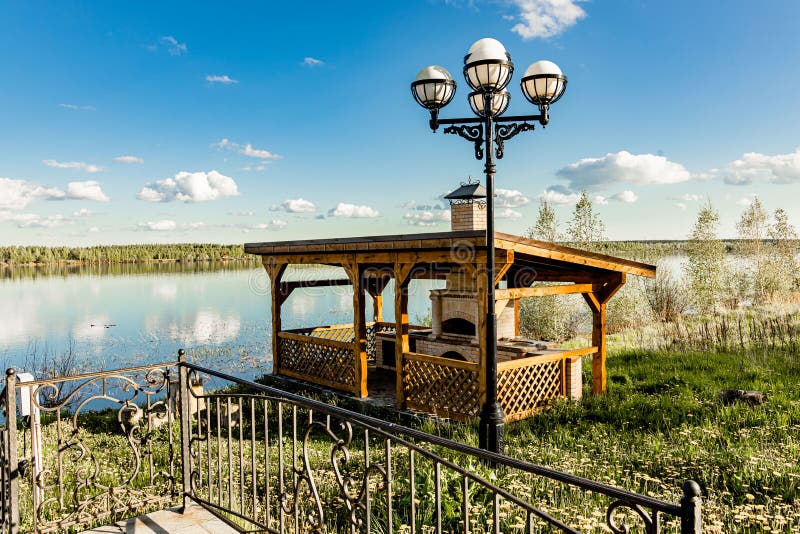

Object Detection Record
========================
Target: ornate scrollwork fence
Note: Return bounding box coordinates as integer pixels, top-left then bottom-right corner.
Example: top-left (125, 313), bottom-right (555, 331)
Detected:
top-left (183, 361), bottom-right (703, 534)
top-left (0, 356), bottom-right (704, 533)
top-left (0, 363), bottom-right (181, 533)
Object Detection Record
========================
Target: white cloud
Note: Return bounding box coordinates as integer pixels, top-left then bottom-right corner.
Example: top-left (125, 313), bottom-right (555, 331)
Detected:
top-left (676, 202), bottom-right (688, 210)
top-left (73, 208), bottom-right (92, 217)
top-left (612, 190), bottom-right (638, 203)
top-left (43, 159), bottom-right (103, 173)
top-left (538, 187), bottom-right (580, 205)
top-left (303, 57), bottom-right (324, 67)
top-left (0, 211), bottom-right (71, 229)
top-left (594, 195), bottom-right (609, 205)
top-left (496, 208), bottom-right (523, 219)
top-left (59, 103), bottom-right (95, 111)
top-left (88, 226), bottom-right (100, 233)
top-left (0, 178), bottom-right (65, 209)
top-left (137, 171), bottom-right (239, 203)
top-left (719, 148), bottom-right (800, 185)
top-left (255, 219), bottom-right (288, 230)
top-left (66, 181), bottom-right (110, 202)
top-left (229, 210), bottom-right (255, 217)
top-left (509, 0), bottom-right (587, 40)
top-left (736, 195), bottom-right (757, 207)
top-left (556, 151), bottom-right (692, 190)
top-left (214, 138), bottom-right (282, 161)
top-left (160, 35), bottom-right (187, 56)
top-left (113, 155), bottom-right (144, 164)
top-left (403, 210), bottom-right (451, 227)
top-left (206, 74), bottom-right (238, 85)
top-left (139, 220), bottom-right (177, 231)
top-left (680, 193), bottom-right (702, 202)
top-left (136, 220), bottom-right (205, 232)
top-left (270, 198), bottom-right (317, 213)
top-left (329, 203), bottom-right (381, 218)
top-left (495, 188), bottom-right (530, 208)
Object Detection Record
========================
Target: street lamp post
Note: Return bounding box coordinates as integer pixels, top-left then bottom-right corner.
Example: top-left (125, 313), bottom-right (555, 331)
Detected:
top-left (411, 38), bottom-right (567, 455)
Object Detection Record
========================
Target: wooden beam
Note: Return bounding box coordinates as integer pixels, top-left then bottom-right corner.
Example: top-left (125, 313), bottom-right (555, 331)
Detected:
top-left (257, 250), bottom-right (511, 272)
top-left (494, 261), bottom-right (514, 287)
top-left (394, 262), bottom-right (413, 409)
top-left (495, 283), bottom-right (594, 300)
top-left (346, 260), bottom-right (368, 398)
top-left (494, 235), bottom-right (656, 278)
top-left (279, 278), bottom-right (350, 298)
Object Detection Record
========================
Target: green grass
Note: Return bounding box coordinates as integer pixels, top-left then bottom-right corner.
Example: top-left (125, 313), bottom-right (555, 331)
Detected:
top-left (425, 343), bottom-right (800, 532)
top-left (15, 342), bottom-right (800, 532)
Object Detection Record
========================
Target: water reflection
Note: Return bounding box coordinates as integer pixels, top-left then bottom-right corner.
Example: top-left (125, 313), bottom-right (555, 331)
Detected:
top-left (0, 262), bottom-right (439, 379)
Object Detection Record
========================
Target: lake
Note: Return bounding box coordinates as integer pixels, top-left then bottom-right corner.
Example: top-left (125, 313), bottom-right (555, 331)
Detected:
top-left (0, 263), bottom-right (442, 380)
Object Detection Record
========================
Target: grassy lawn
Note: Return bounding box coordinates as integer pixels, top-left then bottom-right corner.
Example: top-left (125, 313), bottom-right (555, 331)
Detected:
top-left (13, 337), bottom-right (800, 532)
top-left (491, 341), bottom-right (800, 532)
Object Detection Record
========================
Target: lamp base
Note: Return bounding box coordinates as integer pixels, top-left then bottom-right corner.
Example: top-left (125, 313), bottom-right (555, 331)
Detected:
top-left (478, 401), bottom-right (505, 455)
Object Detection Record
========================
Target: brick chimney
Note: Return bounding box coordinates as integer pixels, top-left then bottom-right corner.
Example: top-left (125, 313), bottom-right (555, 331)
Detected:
top-left (444, 180), bottom-right (487, 232)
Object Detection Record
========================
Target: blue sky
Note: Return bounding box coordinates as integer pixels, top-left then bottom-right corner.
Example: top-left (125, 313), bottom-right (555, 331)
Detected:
top-left (2, 0), bottom-right (800, 245)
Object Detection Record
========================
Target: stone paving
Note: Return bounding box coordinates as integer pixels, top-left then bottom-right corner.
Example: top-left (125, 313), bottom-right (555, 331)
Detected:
top-left (82, 504), bottom-right (238, 534)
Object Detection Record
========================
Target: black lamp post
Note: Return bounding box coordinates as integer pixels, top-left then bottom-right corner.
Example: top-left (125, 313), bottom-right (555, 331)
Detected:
top-left (411, 38), bottom-right (567, 455)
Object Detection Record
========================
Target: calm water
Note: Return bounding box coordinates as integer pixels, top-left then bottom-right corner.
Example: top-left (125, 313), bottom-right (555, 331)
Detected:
top-left (0, 263), bottom-right (441, 379)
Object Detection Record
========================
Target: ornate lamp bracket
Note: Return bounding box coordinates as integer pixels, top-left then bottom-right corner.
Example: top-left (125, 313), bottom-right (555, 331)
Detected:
top-left (494, 122), bottom-right (535, 159)
top-left (443, 123), bottom-right (485, 160)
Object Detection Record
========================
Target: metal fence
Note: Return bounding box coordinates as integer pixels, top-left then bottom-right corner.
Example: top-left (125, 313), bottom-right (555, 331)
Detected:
top-left (0, 355), bottom-right (703, 533)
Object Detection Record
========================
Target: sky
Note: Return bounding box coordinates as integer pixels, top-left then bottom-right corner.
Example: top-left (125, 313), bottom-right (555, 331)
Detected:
top-left (2, 0), bottom-right (800, 246)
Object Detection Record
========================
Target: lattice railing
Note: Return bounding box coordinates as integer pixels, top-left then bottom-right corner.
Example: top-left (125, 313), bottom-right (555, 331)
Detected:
top-left (277, 332), bottom-right (358, 394)
top-left (401, 352), bottom-right (481, 421)
top-left (284, 323), bottom-right (391, 363)
top-left (498, 354), bottom-right (565, 423)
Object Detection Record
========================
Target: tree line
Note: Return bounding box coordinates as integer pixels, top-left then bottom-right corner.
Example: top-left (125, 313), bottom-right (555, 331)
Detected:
top-left (0, 243), bottom-right (259, 265)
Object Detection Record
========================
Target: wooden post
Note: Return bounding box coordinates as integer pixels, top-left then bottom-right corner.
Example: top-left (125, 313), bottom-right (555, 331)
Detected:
top-left (365, 275), bottom-right (389, 323)
top-left (372, 294), bottom-right (383, 322)
top-left (346, 260), bottom-right (368, 398)
top-left (590, 302), bottom-right (607, 395)
top-left (394, 263), bottom-right (414, 409)
top-left (583, 273), bottom-right (625, 395)
top-left (264, 261), bottom-right (287, 375)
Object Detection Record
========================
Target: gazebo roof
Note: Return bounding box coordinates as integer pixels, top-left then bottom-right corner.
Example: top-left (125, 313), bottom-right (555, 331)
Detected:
top-left (244, 230), bottom-right (656, 278)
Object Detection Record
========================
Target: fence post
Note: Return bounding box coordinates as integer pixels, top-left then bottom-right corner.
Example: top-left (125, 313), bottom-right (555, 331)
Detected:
top-left (177, 350), bottom-right (192, 511)
top-left (5, 370), bottom-right (19, 534)
top-left (680, 480), bottom-right (702, 533)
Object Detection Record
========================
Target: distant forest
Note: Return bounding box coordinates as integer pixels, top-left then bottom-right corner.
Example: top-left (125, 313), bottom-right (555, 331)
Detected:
top-left (2, 239), bottom-right (797, 267)
top-left (0, 243), bottom-right (259, 265)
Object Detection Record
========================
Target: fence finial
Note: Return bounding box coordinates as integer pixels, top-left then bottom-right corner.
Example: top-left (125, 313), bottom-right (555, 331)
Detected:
top-left (178, 349), bottom-right (186, 362)
top-left (680, 480), bottom-right (702, 533)
top-left (6, 368), bottom-right (15, 377)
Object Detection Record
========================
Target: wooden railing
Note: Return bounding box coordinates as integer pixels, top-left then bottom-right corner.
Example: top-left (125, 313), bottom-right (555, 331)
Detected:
top-left (498, 346), bottom-right (597, 422)
top-left (277, 332), bottom-right (358, 394)
top-left (401, 352), bottom-right (481, 421)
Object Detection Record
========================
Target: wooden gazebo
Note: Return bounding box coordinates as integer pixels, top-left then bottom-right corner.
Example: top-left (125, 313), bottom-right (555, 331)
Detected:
top-left (245, 230), bottom-right (655, 422)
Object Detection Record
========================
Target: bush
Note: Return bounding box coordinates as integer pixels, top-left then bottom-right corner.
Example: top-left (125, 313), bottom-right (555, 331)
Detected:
top-left (644, 268), bottom-right (689, 322)
top-left (519, 294), bottom-right (586, 342)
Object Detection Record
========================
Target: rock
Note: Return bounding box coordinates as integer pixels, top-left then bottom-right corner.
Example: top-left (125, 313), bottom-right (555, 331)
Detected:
top-left (720, 389), bottom-right (766, 406)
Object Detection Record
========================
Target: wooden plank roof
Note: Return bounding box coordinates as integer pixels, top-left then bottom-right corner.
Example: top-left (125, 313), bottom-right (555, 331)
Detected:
top-left (244, 230), bottom-right (656, 278)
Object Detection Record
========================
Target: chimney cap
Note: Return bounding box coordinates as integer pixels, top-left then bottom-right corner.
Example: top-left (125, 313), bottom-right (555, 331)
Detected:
top-left (444, 181), bottom-right (487, 202)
